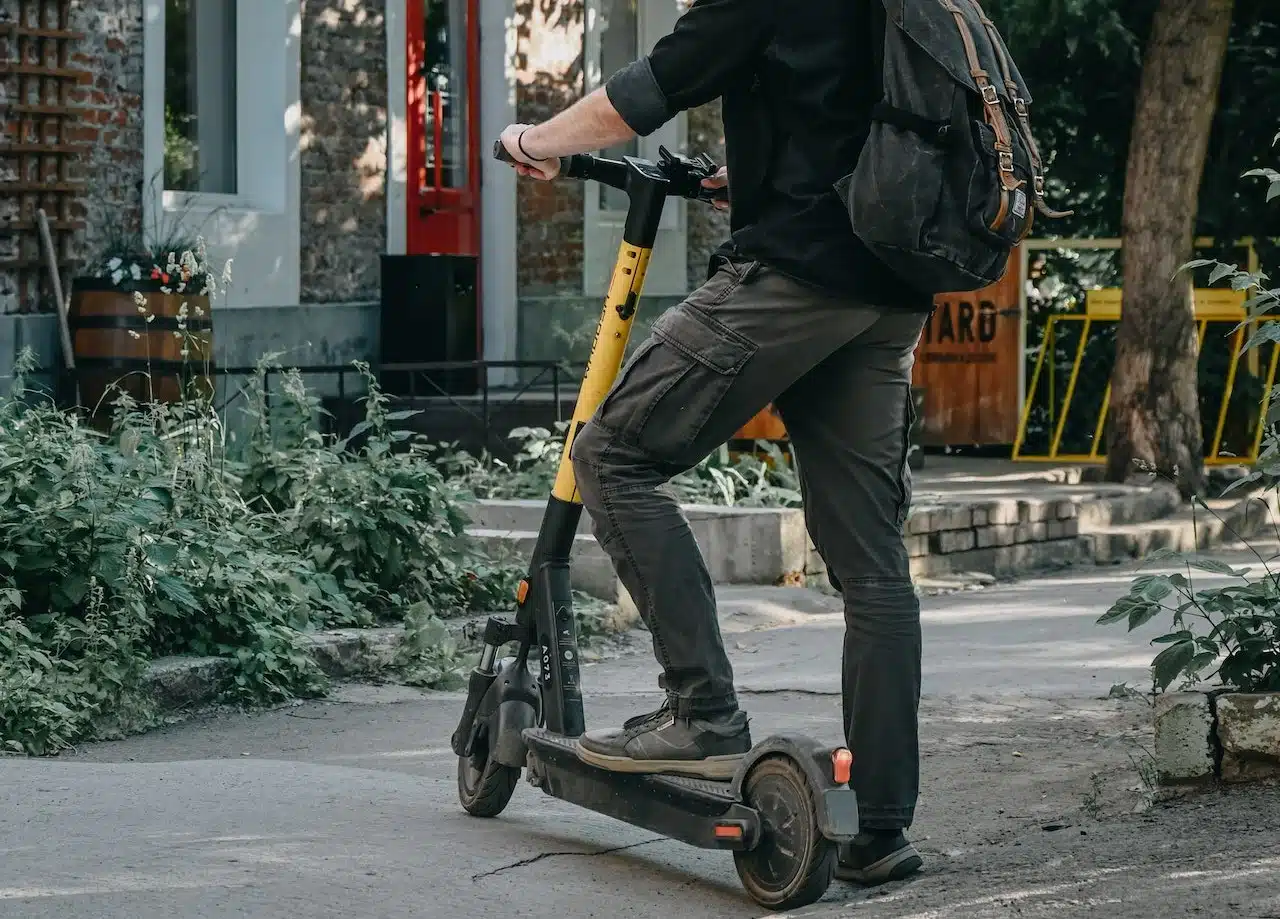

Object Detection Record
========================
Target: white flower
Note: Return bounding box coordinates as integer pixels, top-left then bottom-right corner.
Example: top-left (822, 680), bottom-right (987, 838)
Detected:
top-left (180, 349), bottom-right (190, 359)
top-left (129, 263), bottom-right (141, 280)
top-left (145, 314), bottom-right (155, 323)
top-left (107, 257), bottom-right (122, 270)
top-left (111, 268), bottom-right (124, 285)
top-left (222, 259), bottom-right (234, 284)
top-left (128, 330), bottom-right (141, 340)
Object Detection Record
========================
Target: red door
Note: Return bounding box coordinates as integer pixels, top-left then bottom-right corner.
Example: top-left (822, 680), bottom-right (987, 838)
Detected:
top-left (407, 0), bottom-right (481, 256)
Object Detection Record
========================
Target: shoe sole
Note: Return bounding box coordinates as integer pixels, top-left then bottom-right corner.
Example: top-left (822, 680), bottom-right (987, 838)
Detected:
top-left (575, 743), bottom-right (745, 780)
top-left (835, 846), bottom-right (923, 885)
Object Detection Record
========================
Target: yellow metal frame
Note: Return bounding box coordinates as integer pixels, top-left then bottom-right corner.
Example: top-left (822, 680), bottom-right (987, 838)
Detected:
top-left (551, 241), bottom-right (652, 502)
top-left (1012, 287), bottom-right (1280, 465)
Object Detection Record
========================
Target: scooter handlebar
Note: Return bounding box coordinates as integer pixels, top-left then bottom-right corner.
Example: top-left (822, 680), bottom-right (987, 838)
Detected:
top-left (492, 139), bottom-right (726, 204)
top-left (492, 139), bottom-right (584, 178)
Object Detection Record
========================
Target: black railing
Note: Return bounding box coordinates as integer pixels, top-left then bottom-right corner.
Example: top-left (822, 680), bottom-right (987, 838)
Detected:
top-left (8, 359), bottom-right (586, 457)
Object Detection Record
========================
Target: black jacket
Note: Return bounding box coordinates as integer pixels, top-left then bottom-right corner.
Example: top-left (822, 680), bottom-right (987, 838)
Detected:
top-left (605, 0), bottom-right (932, 310)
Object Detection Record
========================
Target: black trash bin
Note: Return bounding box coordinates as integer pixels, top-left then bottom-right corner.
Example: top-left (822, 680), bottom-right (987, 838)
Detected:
top-left (379, 254), bottom-right (480, 397)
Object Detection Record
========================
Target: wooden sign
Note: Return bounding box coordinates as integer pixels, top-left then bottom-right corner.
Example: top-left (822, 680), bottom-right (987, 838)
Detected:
top-left (912, 249), bottom-right (1023, 446)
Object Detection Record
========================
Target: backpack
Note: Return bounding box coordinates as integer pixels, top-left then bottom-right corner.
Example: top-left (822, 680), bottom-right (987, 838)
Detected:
top-left (836, 0), bottom-right (1072, 295)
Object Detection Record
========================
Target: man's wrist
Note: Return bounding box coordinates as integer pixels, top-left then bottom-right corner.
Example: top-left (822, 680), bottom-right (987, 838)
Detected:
top-left (519, 125), bottom-right (550, 162)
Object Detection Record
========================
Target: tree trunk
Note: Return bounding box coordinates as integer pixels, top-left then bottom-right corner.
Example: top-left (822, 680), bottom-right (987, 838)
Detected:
top-left (1106, 0), bottom-right (1234, 498)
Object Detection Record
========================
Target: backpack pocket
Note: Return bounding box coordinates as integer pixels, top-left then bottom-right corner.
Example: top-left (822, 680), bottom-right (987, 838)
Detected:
top-left (965, 119), bottom-right (1035, 248)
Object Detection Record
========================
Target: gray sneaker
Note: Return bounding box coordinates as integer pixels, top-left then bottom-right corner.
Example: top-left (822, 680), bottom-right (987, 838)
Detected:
top-left (575, 703), bottom-right (752, 779)
top-left (835, 831), bottom-right (923, 885)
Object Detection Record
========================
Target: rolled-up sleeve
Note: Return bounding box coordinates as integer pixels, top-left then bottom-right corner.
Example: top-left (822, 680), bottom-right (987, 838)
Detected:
top-left (604, 0), bottom-right (771, 137)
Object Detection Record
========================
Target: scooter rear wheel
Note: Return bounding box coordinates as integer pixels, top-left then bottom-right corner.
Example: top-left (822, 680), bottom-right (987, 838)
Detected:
top-left (733, 754), bottom-right (835, 911)
top-left (457, 743), bottom-right (520, 818)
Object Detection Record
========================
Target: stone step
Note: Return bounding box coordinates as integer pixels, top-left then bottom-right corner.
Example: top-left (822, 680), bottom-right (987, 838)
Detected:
top-left (467, 502), bottom-right (810, 589)
top-left (467, 528), bottom-right (621, 602)
top-left (1085, 492), bottom-right (1279, 564)
top-left (464, 499), bottom-right (578, 535)
top-left (1074, 484), bottom-right (1183, 531)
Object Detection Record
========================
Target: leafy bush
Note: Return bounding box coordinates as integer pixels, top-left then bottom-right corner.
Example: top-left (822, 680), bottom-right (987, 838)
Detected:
top-left (1099, 144), bottom-right (1280, 693)
top-left (442, 424), bottom-right (803, 508)
top-left (0, 249), bottom-right (520, 755)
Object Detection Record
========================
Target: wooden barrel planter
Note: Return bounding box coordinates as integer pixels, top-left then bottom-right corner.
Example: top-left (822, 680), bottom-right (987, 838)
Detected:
top-left (68, 277), bottom-right (214, 429)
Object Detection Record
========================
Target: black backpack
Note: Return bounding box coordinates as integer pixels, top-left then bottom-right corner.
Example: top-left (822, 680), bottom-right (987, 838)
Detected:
top-left (836, 0), bottom-right (1072, 294)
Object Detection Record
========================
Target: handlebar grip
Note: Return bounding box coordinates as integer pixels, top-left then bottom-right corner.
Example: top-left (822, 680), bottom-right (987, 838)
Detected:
top-left (492, 139), bottom-right (516, 164)
top-left (492, 139), bottom-right (579, 176)
top-left (699, 185), bottom-right (729, 205)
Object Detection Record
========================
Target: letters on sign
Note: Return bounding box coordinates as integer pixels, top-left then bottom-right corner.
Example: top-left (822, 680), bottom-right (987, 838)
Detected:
top-left (919, 299), bottom-right (999, 364)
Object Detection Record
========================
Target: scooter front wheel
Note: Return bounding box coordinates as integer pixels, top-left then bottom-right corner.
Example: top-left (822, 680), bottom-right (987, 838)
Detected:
top-left (457, 746), bottom-right (520, 818)
top-left (733, 754), bottom-right (835, 911)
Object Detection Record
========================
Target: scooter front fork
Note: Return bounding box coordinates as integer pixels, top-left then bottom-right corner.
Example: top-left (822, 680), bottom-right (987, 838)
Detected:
top-left (449, 615), bottom-right (532, 757)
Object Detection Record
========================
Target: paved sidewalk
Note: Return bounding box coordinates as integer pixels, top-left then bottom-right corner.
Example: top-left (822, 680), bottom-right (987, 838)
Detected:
top-left (2, 548), bottom-right (1278, 919)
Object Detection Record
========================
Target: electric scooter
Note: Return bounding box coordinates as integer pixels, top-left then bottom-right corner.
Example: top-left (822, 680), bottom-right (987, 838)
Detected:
top-left (450, 140), bottom-right (859, 912)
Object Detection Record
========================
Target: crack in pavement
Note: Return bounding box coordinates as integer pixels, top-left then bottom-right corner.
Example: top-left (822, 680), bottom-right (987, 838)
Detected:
top-left (471, 838), bottom-right (663, 882)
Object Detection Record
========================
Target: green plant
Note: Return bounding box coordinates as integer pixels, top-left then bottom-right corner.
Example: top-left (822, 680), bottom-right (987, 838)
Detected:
top-left (1098, 141), bottom-right (1280, 693)
top-left (238, 359), bottom-right (523, 619)
top-left (441, 425), bottom-right (803, 508)
top-left (0, 242), bottom-right (522, 754)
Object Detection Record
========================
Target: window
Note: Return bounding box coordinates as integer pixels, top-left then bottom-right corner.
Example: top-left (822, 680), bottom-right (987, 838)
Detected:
top-left (597, 0), bottom-right (638, 212)
top-left (164, 0), bottom-right (238, 194)
top-left (422, 0), bottom-right (471, 192)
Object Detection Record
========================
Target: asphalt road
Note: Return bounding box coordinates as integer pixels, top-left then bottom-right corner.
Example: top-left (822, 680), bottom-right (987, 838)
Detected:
top-left (3, 554), bottom-right (1279, 919)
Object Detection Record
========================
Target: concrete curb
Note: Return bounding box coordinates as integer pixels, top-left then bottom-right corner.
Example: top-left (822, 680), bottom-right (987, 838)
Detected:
top-left (141, 603), bottom-right (645, 715)
top-left (143, 627), bottom-right (409, 712)
top-left (1155, 690), bottom-right (1280, 791)
top-left (467, 486), bottom-right (1273, 602)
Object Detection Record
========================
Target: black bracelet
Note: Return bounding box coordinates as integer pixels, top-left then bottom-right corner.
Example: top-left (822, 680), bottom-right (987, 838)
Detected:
top-left (517, 128), bottom-right (539, 161)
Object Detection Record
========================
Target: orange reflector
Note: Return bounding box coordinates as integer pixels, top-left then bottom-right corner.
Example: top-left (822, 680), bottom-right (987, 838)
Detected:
top-left (714, 823), bottom-right (744, 841)
top-left (832, 748), bottom-right (854, 785)
top-left (516, 579), bottom-right (529, 604)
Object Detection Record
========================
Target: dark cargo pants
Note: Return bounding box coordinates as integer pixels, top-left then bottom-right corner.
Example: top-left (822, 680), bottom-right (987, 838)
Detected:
top-left (570, 257), bottom-right (927, 830)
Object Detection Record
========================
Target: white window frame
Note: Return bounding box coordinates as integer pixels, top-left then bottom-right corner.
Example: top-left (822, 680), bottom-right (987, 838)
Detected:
top-left (142, 0), bottom-right (300, 309)
top-left (582, 0), bottom-right (688, 297)
top-left (143, 0), bottom-right (289, 217)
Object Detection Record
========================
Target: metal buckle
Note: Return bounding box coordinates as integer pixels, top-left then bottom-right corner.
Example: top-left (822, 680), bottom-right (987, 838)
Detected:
top-left (1014, 97), bottom-right (1028, 117)
top-left (981, 85), bottom-right (1000, 106)
top-left (1034, 175), bottom-right (1046, 195)
top-left (999, 151), bottom-right (1014, 174)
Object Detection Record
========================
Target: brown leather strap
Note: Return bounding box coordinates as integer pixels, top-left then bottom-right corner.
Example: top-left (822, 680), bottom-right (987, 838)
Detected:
top-left (971, 4), bottom-right (1041, 169)
top-left (938, 0), bottom-right (1020, 191)
top-left (968, 0), bottom-right (1073, 217)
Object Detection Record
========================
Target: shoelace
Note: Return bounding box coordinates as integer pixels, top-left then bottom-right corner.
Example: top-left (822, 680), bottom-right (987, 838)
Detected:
top-left (622, 701), bottom-right (672, 732)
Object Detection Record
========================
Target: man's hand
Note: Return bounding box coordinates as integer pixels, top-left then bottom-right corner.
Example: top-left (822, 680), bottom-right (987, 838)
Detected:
top-left (702, 166), bottom-right (729, 210)
top-left (499, 123), bottom-right (561, 181)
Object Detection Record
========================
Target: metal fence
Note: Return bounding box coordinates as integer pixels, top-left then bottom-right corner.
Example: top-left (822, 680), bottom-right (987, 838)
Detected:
top-left (10, 359), bottom-right (586, 456)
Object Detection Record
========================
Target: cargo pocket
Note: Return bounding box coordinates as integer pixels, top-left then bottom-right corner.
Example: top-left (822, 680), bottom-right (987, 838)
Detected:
top-left (596, 302), bottom-right (757, 464)
top-left (894, 388), bottom-right (916, 530)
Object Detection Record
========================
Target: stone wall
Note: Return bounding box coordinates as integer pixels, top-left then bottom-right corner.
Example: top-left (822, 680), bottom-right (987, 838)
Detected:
top-left (513, 0), bottom-right (584, 295)
top-left (1155, 691), bottom-right (1280, 790)
top-left (685, 98), bottom-right (729, 292)
top-left (298, 0), bottom-right (388, 304)
top-left (0, 0), bottom-right (144, 313)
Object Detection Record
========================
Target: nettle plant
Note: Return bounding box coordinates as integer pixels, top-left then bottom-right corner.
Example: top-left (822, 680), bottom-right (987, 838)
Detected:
top-left (1099, 145), bottom-right (1280, 694)
top-left (0, 242), bottom-right (524, 755)
top-left (440, 424), bottom-right (804, 508)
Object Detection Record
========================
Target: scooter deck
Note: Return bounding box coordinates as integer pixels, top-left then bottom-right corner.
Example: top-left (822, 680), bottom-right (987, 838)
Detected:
top-left (524, 728), bottom-right (761, 850)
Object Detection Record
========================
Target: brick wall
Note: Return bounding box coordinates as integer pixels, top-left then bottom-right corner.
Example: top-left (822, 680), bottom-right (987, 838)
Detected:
top-left (0, 0), bottom-right (143, 313)
top-left (513, 0), bottom-right (584, 295)
top-left (298, 0), bottom-right (388, 304)
top-left (685, 98), bottom-right (729, 292)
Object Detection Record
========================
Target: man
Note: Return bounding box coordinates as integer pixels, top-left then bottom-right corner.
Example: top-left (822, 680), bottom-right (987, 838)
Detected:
top-left (499, 0), bottom-right (932, 885)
